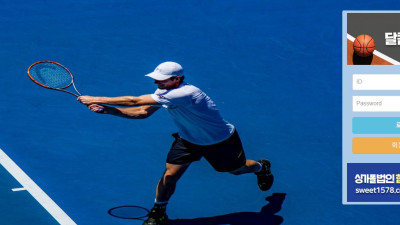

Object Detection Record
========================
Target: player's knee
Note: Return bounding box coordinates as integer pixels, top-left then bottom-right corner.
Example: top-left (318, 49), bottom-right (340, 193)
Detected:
top-left (162, 171), bottom-right (180, 185)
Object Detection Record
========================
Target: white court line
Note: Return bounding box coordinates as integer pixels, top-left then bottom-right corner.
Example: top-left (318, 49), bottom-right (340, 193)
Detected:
top-left (347, 34), bottom-right (400, 65)
top-left (0, 148), bottom-right (77, 225)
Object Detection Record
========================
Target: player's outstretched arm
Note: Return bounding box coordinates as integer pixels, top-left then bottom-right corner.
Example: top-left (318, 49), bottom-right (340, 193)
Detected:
top-left (77, 94), bottom-right (158, 106)
top-left (88, 104), bottom-right (160, 119)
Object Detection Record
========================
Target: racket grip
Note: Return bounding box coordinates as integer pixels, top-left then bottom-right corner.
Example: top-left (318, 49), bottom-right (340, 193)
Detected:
top-left (97, 108), bottom-right (104, 113)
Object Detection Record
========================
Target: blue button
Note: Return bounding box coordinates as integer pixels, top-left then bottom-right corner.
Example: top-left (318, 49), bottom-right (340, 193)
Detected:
top-left (353, 117), bottom-right (400, 134)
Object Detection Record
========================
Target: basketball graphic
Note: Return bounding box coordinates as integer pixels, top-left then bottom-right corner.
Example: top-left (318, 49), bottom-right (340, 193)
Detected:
top-left (353, 34), bottom-right (375, 57)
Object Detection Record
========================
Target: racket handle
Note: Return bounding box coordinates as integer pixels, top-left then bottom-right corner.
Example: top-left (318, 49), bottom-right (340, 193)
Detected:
top-left (97, 108), bottom-right (104, 113)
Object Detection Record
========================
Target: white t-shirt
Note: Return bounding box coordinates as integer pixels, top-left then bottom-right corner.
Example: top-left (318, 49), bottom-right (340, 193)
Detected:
top-left (151, 83), bottom-right (235, 145)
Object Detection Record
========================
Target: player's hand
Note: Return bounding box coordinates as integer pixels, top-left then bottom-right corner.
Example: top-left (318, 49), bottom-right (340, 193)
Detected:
top-left (88, 104), bottom-right (105, 113)
top-left (77, 96), bottom-right (97, 105)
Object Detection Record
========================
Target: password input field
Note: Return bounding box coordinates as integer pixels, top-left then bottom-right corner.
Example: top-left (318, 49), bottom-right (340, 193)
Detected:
top-left (353, 96), bottom-right (400, 112)
top-left (353, 74), bottom-right (400, 90)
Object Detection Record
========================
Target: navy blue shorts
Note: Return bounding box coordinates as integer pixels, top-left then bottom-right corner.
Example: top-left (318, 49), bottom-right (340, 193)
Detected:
top-left (166, 130), bottom-right (247, 172)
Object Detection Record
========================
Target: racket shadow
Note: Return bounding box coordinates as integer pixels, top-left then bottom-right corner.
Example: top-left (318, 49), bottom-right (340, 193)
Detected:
top-left (108, 205), bottom-right (150, 220)
top-left (168, 193), bottom-right (286, 225)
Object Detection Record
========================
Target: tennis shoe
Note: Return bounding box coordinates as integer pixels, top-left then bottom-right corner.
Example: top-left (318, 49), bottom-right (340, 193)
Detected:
top-left (255, 159), bottom-right (274, 191)
top-left (143, 205), bottom-right (168, 225)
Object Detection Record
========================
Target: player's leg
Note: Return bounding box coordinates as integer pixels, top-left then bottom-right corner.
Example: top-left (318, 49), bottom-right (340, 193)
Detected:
top-left (144, 133), bottom-right (201, 225)
top-left (203, 130), bottom-right (274, 191)
top-left (229, 159), bottom-right (262, 174)
top-left (144, 163), bottom-right (190, 225)
top-left (230, 158), bottom-right (274, 191)
top-left (156, 163), bottom-right (190, 202)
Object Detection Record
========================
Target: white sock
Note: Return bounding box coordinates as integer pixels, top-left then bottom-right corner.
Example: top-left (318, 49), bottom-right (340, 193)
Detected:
top-left (154, 200), bottom-right (169, 205)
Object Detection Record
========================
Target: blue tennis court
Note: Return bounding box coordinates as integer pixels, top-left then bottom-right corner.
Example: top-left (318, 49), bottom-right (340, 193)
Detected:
top-left (1, 1), bottom-right (400, 225)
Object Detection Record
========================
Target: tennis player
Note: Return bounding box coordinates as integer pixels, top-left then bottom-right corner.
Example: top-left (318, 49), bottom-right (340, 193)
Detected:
top-left (77, 62), bottom-right (273, 225)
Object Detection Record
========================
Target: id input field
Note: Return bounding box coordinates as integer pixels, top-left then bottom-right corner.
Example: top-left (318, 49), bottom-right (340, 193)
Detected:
top-left (353, 96), bottom-right (400, 112)
top-left (353, 74), bottom-right (400, 90)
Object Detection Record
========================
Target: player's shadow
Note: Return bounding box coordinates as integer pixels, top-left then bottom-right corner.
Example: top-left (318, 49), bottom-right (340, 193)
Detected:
top-left (353, 53), bottom-right (373, 65)
top-left (168, 193), bottom-right (286, 225)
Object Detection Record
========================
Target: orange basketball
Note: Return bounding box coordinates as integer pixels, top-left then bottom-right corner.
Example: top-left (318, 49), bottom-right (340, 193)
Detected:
top-left (353, 34), bottom-right (375, 57)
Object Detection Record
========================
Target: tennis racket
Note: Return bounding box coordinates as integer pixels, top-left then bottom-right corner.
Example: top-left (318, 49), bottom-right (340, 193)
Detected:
top-left (27, 60), bottom-right (82, 97)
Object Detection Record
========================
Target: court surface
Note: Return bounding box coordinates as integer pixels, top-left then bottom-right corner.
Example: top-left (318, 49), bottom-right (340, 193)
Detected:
top-left (1, 1), bottom-right (400, 225)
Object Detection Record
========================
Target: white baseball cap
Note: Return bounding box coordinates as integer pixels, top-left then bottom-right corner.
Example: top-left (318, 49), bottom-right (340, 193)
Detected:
top-left (145, 62), bottom-right (184, 81)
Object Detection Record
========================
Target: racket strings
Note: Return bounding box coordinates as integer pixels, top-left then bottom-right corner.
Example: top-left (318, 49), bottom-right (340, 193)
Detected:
top-left (29, 62), bottom-right (72, 89)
